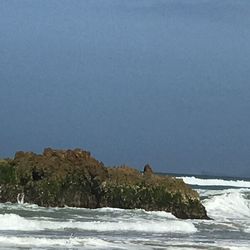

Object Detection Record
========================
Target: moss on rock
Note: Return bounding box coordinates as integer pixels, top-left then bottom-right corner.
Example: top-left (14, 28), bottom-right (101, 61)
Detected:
top-left (0, 148), bottom-right (209, 219)
top-left (0, 160), bottom-right (16, 184)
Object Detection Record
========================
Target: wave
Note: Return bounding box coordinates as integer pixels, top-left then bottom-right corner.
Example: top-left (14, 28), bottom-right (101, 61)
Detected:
top-left (0, 202), bottom-right (191, 223)
top-left (96, 207), bottom-right (176, 219)
top-left (143, 210), bottom-right (176, 219)
top-left (197, 188), bottom-right (250, 198)
top-left (202, 189), bottom-right (250, 220)
top-left (0, 203), bottom-right (177, 221)
top-left (0, 213), bottom-right (196, 234)
top-left (4, 236), bottom-right (249, 250)
top-left (0, 236), bottom-right (123, 249)
top-left (179, 176), bottom-right (250, 188)
top-left (0, 202), bottom-right (55, 213)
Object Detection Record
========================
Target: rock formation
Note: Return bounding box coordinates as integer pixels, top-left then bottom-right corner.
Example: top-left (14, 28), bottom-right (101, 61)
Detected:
top-left (0, 148), bottom-right (209, 219)
top-left (143, 164), bottom-right (153, 176)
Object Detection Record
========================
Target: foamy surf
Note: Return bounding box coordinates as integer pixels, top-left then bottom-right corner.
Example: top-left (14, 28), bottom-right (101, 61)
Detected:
top-left (0, 175), bottom-right (249, 249)
top-left (179, 176), bottom-right (250, 188)
top-left (202, 189), bottom-right (250, 220)
top-left (143, 210), bottom-right (176, 219)
top-left (1, 235), bottom-right (249, 250)
top-left (85, 207), bottom-right (177, 219)
top-left (0, 213), bottom-right (197, 233)
top-left (0, 236), bottom-right (124, 249)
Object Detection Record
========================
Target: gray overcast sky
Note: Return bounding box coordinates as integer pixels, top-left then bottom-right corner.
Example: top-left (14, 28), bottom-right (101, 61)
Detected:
top-left (1, 0), bottom-right (250, 177)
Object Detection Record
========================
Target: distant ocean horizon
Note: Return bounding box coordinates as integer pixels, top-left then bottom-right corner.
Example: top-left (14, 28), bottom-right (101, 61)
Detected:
top-left (158, 172), bottom-right (250, 182)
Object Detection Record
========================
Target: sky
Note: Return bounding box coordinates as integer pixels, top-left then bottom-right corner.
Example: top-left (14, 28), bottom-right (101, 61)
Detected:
top-left (1, 0), bottom-right (250, 177)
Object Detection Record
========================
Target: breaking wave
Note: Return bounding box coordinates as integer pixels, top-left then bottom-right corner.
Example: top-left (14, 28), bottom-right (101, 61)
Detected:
top-left (202, 189), bottom-right (250, 220)
top-left (0, 213), bottom-right (197, 234)
top-left (179, 176), bottom-right (250, 188)
top-left (95, 207), bottom-right (177, 219)
top-left (0, 236), bottom-right (122, 249)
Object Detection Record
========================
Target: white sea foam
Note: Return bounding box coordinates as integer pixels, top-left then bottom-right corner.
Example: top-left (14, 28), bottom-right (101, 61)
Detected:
top-left (0, 236), bottom-right (209, 250)
top-left (0, 203), bottom-right (177, 221)
top-left (64, 207), bottom-right (177, 219)
top-left (197, 188), bottom-right (250, 197)
top-left (0, 202), bottom-right (54, 212)
top-left (143, 210), bottom-right (176, 219)
top-left (0, 213), bottom-right (196, 233)
top-left (202, 189), bottom-right (250, 220)
top-left (169, 241), bottom-right (250, 250)
top-left (228, 248), bottom-right (250, 250)
top-left (96, 207), bottom-right (126, 212)
top-left (0, 214), bottom-right (40, 231)
top-left (67, 207), bottom-right (177, 221)
top-left (179, 176), bottom-right (250, 188)
top-left (0, 236), bottom-right (123, 249)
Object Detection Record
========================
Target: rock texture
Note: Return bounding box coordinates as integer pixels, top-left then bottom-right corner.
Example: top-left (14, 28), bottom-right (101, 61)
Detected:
top-left (0, 148), bottom-right (209, 219)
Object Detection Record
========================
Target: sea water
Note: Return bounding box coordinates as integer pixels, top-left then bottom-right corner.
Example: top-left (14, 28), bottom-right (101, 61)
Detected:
top-left (0, 175), bottom-right (249, 250)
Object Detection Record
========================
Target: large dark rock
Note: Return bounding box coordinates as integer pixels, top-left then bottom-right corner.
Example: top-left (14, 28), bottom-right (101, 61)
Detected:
top-left (0, 149), bottom-right (209, 219)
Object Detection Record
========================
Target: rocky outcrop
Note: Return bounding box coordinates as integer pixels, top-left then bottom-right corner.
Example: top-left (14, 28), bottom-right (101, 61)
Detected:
top-left (143, 164), bottom-right (153, 176)
top-left (0, 148), bottom-right (209, 219)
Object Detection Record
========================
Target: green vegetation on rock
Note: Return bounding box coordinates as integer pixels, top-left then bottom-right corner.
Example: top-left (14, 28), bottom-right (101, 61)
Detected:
top-left (0, 148), bottom-right (209, 219)
top-left (0, 160), bottom-right (16, 184)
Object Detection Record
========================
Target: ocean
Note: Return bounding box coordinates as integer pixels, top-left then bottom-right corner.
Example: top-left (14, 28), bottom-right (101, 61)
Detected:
top-left (0, 175), bottom-right (249, 250)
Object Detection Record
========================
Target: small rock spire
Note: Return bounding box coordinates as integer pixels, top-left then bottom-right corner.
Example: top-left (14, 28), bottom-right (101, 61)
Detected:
top-left (143, 164), bottom-right (153, 176)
